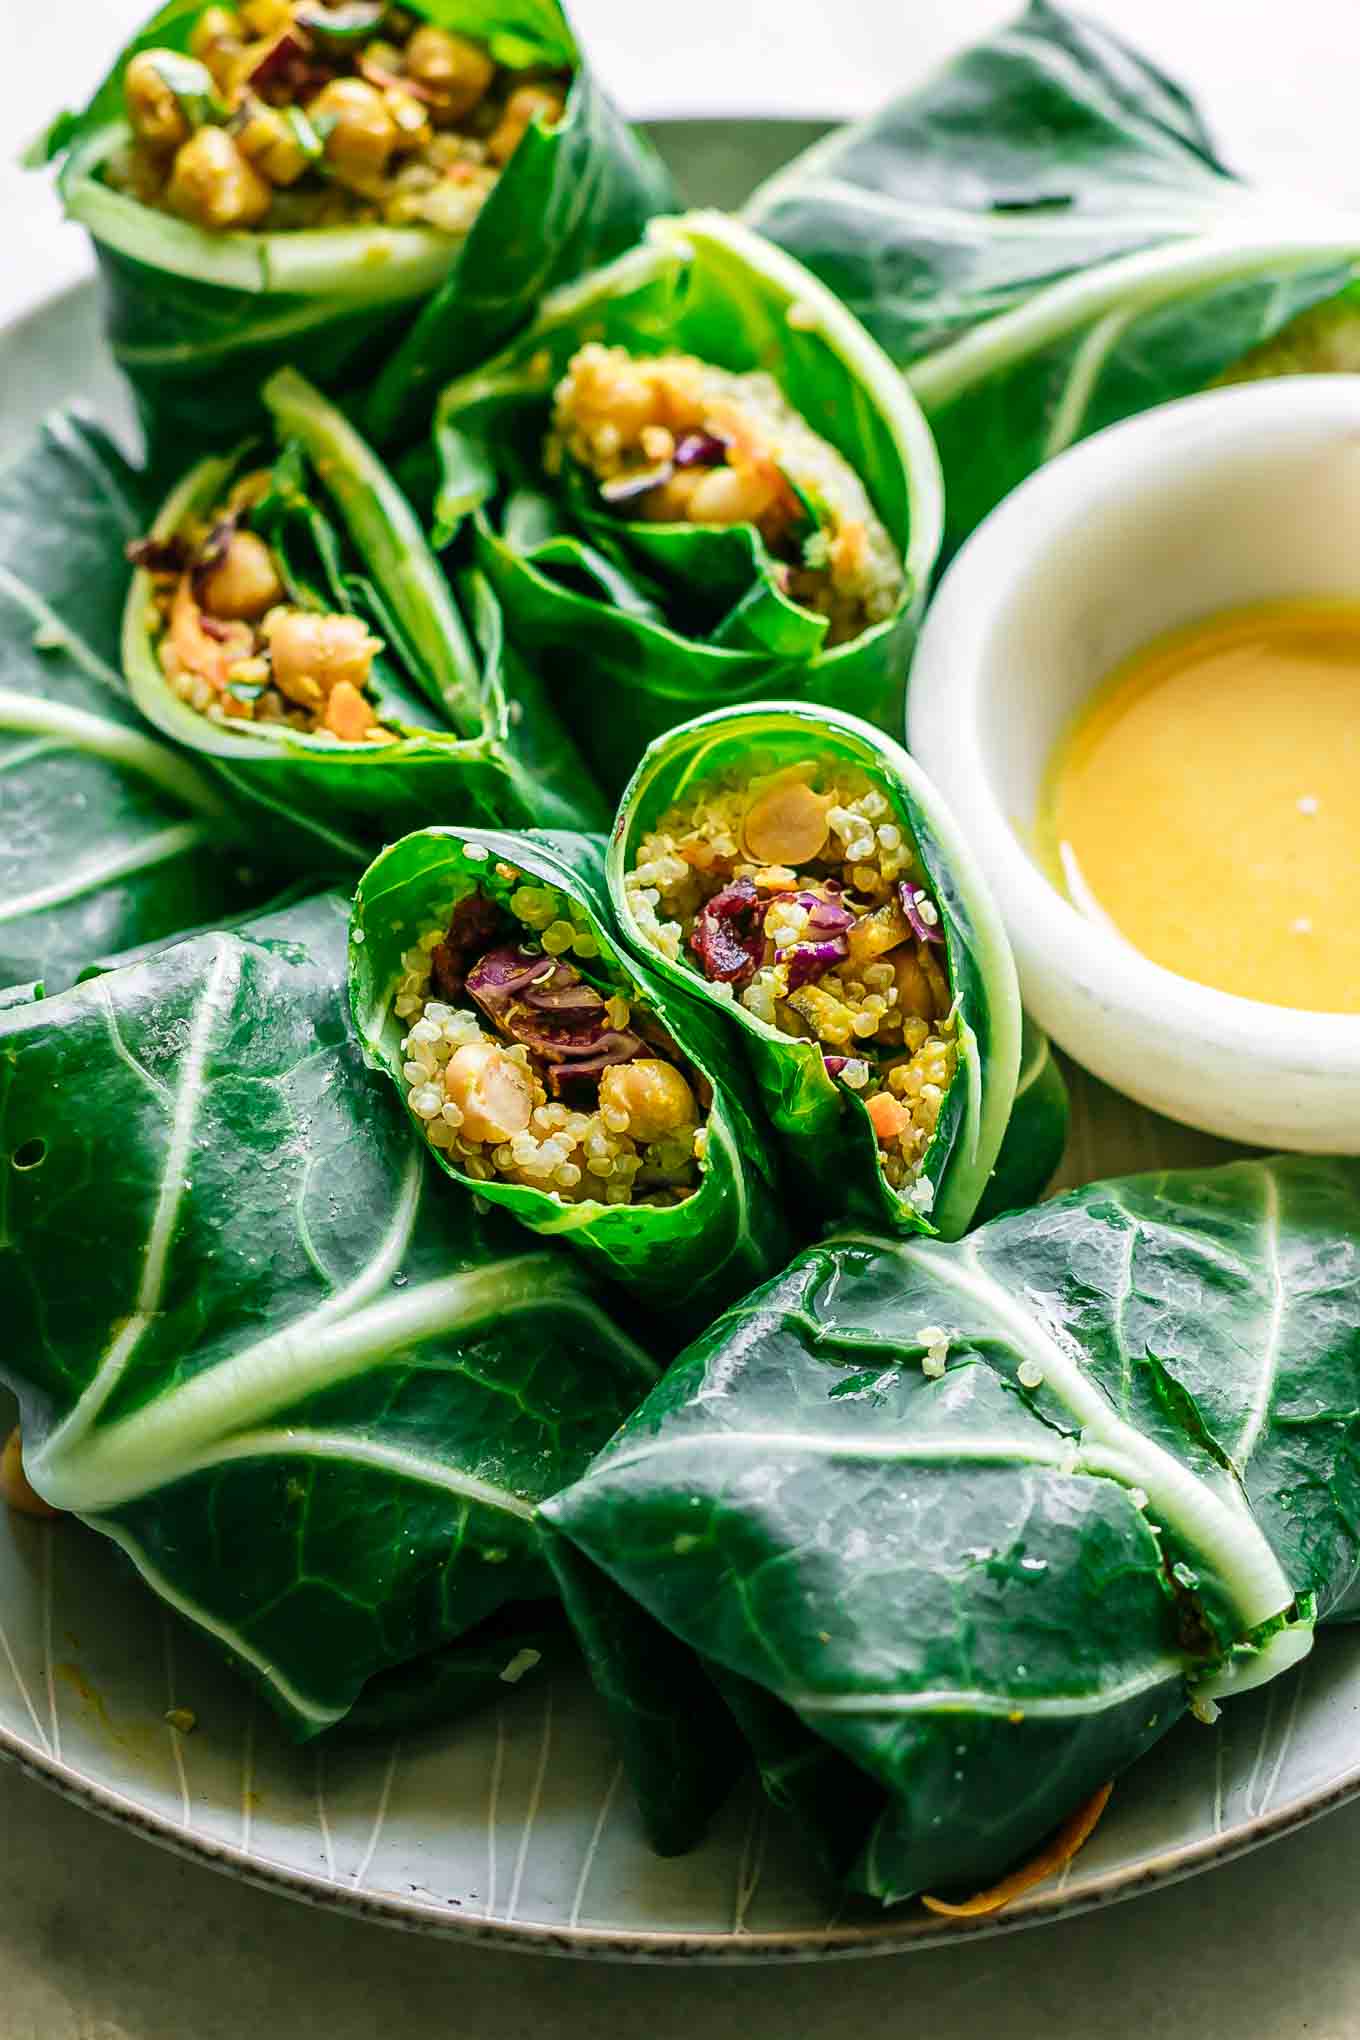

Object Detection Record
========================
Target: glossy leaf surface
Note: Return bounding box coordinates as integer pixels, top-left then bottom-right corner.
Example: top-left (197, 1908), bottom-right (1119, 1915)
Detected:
top-left (973, 1014), bottom-right (1069, 1226)
top-left (0, 890), bottom-right (657, 1736)
top-left (746, 1), bottom-right (1360, 556)
top-left (546, 1155), bottom-right (1360, 1901)
top-left (0, 409), bottom-right (275, 996)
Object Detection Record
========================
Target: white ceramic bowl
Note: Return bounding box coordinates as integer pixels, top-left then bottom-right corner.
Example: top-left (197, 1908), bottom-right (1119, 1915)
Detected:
top-left (908, 376), bottom-right (1360, 1151)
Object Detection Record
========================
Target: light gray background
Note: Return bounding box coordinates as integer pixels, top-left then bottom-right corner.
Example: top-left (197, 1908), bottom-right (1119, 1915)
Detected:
top-left (5, 4), bottom-right (1360, 2035)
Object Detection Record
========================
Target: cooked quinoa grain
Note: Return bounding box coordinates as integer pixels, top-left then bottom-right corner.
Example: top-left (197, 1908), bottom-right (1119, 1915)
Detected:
top-left (394, 866), bottom-right (707, 1209)
top-left (106, 3), bottom-right (568, 236)
top-left (624, 759), bottom-right (957, 1195)
top-left (547, 345), bottom-right (906, 646)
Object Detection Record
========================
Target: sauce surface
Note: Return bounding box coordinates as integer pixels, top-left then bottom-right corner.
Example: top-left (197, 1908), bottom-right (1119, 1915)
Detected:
top-left (1040, 601), bottom-right (1360, 1013)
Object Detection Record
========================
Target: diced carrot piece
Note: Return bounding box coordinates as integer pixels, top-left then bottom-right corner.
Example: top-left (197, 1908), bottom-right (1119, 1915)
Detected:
top-left (323, 680), bottom-right (377, 741)
top-left (867, 1092), bottom-right (912, 1141)
top-left (1, 1427), bottom-right (61, 1519)
top-left (168, 575), bottom-right (251, 690)
top-left (921, 1783), bottom-right (1113, 1919)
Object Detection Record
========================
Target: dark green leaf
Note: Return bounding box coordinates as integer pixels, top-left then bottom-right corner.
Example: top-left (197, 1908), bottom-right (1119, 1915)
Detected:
top-left (0, 889), bottom-right (657, 1736)
top-left (973, 1014), bottom-right (1070, 1226)
top-left (0, 409), bottom-right (276, 996)
top-left (545, 1154), bottom-right (1360, 1901)
top-left (746, 1), bottom-right (1360, 557)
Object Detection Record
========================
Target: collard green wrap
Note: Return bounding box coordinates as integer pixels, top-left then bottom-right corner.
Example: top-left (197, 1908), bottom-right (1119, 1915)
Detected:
top-left (745, 0), bottom-right (1360, 558)
top-left (974, 1015), bottom-right (1069, 1226)
top-left (0, 889), bottom-right (658, 1737)
top-left (607, 702), bottom-right (1021, 1240)
top-left (349, 825), bottom-right (792, 1322)
top-left (430, 211), bottom-right (944, 792)
top-left (123, 367), bottom-right (606, 861)
top-left (544, 1155), bottom-right (1360, 1903)
top-left (0, 407), bottom-right (279, 998)
top-left (40, 0), bottom-right (674, 462)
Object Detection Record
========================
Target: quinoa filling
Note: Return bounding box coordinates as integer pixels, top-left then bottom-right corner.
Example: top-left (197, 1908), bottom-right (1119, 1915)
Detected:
top-left (106, 2), bottom-right (568, 235)
top-left (546, 344), bottom-right (906, 647)
top-left (394, 860), bottom-right (708, 1207)
top-left (623, 760), bottom-right (957, 1203)
top-left (132, 464), bottom-right (393, 741)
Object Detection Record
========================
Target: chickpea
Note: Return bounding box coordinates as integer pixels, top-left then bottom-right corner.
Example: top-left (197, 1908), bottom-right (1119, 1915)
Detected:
top-left (487, 84), bottom-right (566, 165)
top-left (322, 679), bottom-right (378, 741)
top-left (1, 1428), bottom-right (61, 1520)
top-left (240, 0), bottom-right (292, 32)
top-left (264, 608), bottom-right (381, 706)
top-left (406, 25), bottom-right (496, 122)
top-left (167, 126), bottom-right (272, 230)
top-left (234, 100), bottom-right (314, 186)
top-left (598, 1059), bottom-right (698, 1144)
top-left (189, 6), bottom-right (246, 87)
top-left (198, 530), bottom-right (283, 620)
top-left (741, 777), bottom-right (832, 866)
top-left (443, 1042), bottom-right (534, 1145)
top-left (124, 51), bottom-right (192, 152)
top-left (683, 461), bottom-right (780, 527)
top-left (306, 78), bottom-right (398, 192)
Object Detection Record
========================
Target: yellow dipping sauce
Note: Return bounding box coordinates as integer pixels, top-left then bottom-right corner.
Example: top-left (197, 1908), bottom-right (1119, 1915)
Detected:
top-left (1040, 601), bottom-right (1360, 1013)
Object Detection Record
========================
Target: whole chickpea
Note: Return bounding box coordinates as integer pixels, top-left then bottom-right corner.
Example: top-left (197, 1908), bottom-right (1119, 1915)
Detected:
top-left (167, 126), bottom-right (272, 230)
top-left (188, 6), bottom-right (246, 88)
top-left (124, 51), bottom-right (193, 152)
top-left (234, 100), bottom-right (315, 186)
top-left (486, 84), bottom-right (566, 165)
top-left (683, 462), bottom-right (779, 527)
top-left (197, 530), bottom-right (283, 620)
top-left (264, 608), bottom-right (381, 705)
top-left (306, 78), bottom-right (399, 191)
top-left (405, 26), bottom-right (496, 122)
top-left (443, 1042), bottom-right (534, 1145)
top-left (598, 1059), bottom-right (698, 1144)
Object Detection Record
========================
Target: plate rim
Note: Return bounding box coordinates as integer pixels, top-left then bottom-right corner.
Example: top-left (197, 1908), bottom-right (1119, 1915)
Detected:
top-left (6, 1685), bottom-right (1359, 1962)
top-left (6, 161), bottom-right (1360, 1956)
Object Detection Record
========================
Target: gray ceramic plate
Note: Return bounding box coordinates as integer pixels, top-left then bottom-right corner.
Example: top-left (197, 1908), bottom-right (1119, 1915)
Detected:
top-left (4, 121), bottom-right (1360, 1965)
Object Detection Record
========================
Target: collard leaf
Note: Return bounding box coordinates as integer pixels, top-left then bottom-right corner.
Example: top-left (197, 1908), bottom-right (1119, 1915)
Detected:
top-left (0, 890), bottom-right (657, 1736)
top-left (41, 0), bottom-right (673, 461)
top-left (546, 1156), bottom-right (1360, 1902)
top-left (122, 370), bottom-right (607, 858)
top-left (973, 1014), bottom-right (1069, 1225)
top-left (607, 702), bottom-right (1021, 1240)
top-left (349, 825), bottom-right (792, 1323)
top-left (432, 212), bottom-right (943, 794)
top-left (746, 0), bottom-right (1360, 556)
top-left (0, 409), bottom-right (276, 996)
